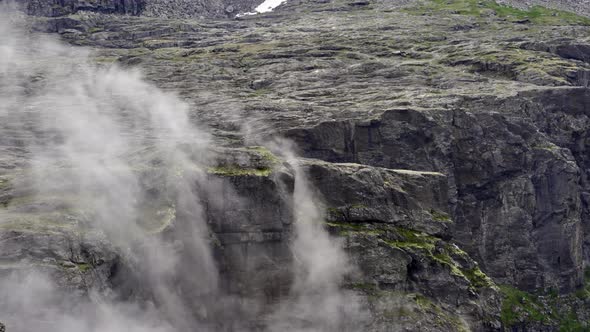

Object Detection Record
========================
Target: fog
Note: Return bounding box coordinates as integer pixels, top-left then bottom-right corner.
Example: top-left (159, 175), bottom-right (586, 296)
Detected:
top-left (0, 7), bottom-right (363, 331)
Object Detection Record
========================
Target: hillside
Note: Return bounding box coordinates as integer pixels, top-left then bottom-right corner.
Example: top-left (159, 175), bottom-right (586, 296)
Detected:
top-left (2, 0), bottom-right (590, 331)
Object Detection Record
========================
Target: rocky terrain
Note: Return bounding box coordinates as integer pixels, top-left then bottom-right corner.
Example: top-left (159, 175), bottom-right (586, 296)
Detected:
top-left (497, 0), bottom-right (590, 18)
top-left (2, 0), bottom-right (590, 331)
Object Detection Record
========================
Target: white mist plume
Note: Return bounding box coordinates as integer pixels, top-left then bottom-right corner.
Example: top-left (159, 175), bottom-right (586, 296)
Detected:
top-left (0, 9), bottom-right (216, 331)
top-left (263, 141), bottom-right (367, 331)
top-left (0, 7), bottom-right (365, 332)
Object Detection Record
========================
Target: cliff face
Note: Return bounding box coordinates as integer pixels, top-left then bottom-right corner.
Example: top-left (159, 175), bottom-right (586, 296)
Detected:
top-left (12, 0), bottom-right (146, 16)
top-left (3, 0), bottom-right (590, 330)
top-left (9, 0), bottom-right (262, 17)
top-left (287, 94), bottom-right (587, 293)
top-left (0, 147), bottom-right (502, 331)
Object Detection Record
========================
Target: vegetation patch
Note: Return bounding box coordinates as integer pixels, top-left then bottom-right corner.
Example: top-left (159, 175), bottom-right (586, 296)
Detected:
top-left (463, 267), bottom-right (495, 288)
top-left (499, 285), bottom-right (548, 326)
top-left (87, 27), bottom-right (104, 33)
top-left (332, 221), bottom-right (496, 291)
top-left (386, 227), bottom-right (438, 252)
top-left (244, 146), bottom-right (281, 165)
top-left (442, 47), bottom-right (585, 85)
top-left (76, 263), bottom-right (92, 272)
top-left (207, 165), bottom-right (272, 177)
top-left (499, 277), bottom-right (590, 330)
top-left (325, 221), bottom-right (384, 236)
top-left (430, 209), bottom-right (452, 222)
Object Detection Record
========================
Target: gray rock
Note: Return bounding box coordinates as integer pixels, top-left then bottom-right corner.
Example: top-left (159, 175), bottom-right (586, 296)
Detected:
top-left (10, 0), bottom-right (145, 16)
top-left (496, 0), bottom-right (590, 18)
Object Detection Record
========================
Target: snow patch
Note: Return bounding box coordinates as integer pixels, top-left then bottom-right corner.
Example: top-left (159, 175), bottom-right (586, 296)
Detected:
top-left (236, 0), bottom-right (288, 17)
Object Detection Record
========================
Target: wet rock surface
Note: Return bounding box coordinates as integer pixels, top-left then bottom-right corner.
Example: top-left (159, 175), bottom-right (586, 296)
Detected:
top-left (4, 0), bottom-right (590, 330)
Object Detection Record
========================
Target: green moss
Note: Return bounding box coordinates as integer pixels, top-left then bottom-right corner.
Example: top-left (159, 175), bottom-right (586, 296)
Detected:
top-left (430, 209), bottom-right (452, 222)
top-left (244, 146), bottom-right (281, 165)
top-left (143, 39), bottom-right (175, 48)
top-left (499, 285), bottom-right (548, 326)
top-left (334, 223), bottom-right (496, 292)
top-left (410, 294), bottom-right (470, 331)
top-left (462, 267), bottom-right (495, 288)
top-left (414, 293), bottom-right (436, 310)
top-left (445, 243), bottom-right (469, 258)
top-left (574, 268), bottom-right (590, 300)
top-left (77, 263), bottom-right (91, 272)
top-left (207, 166), bottom-right (272, 177)
top-left (326, 221), bottom-right (383, 236)
top-left (153, 47), bottom-right (187, 61)
top-left (532, 144), bottom-right (559, 151)
top-left (559, 312), bottom-right (585, 332)
top-left (57, 261), bottom-right (92, 272)
top-left (488, 3), bottom-right (590, 25)
top-left (248, 88), bottom-right (270, 97)
top-left (87, 27), bottom-right (104, 33)
top-left (386, 227), bottom-right (438, 252)
top-left (443, 44), bottom-right (584, 85)
top-left (432, 253), bottom-right (464, 278)
top-left (94, 56), bottom-right (118, 63)
top-left (327, 207), bottom-right (344, 218)
top-left (348, 282), bottom-right (378, 293)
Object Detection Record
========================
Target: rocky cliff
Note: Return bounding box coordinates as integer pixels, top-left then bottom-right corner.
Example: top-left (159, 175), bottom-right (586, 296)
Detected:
top-left (3, 0), bottom-right (590, 331)
top-left (9, 0), bottom-right (263, 17)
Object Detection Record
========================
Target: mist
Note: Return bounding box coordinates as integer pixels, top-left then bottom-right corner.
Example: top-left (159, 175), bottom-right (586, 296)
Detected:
top-left (0, 7), bottom-right (363, 332)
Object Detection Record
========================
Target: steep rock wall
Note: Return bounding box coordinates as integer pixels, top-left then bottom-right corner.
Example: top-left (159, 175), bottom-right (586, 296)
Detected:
top-left (0, 148), bottom-right (501, 331)
top-left (285, 103), bottom-right (585, 293)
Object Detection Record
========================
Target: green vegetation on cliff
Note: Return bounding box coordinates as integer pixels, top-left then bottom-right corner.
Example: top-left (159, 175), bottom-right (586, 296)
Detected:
top-left (499, 271), bottom-right (590, 331)
top-left (328, 220), bottom-right (496, 292)
top-left (207, 165), bottom-right (273, 177)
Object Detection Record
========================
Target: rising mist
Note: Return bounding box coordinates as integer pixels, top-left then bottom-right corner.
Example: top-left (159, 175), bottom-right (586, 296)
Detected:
top-left (0, 6), bottom-right (363, 332)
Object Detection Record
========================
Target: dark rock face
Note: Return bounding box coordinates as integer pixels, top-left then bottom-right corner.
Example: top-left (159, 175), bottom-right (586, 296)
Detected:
top-left (7, 0), bottom-right (263, 18)
top-left (302, 160), bottom-right (502, 331)
top-left (286, 104), bottom-right (585, 293)
top-left (522, 40), bottom-right (590, 64)
top-left (11, 0), bottom-right (146, 16)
